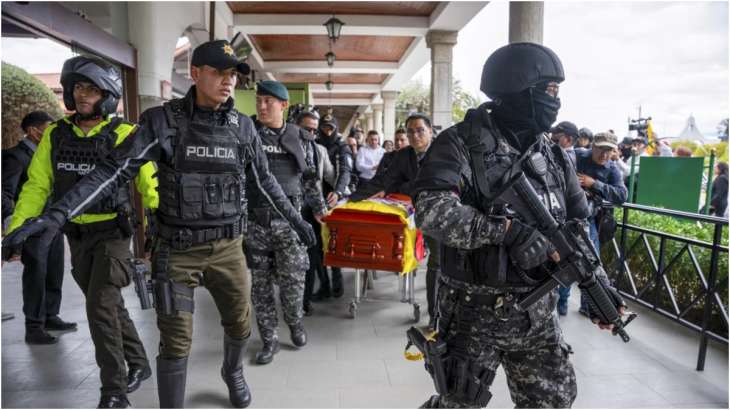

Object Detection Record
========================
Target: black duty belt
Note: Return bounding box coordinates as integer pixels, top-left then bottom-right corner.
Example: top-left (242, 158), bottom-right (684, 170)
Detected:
top-left (63, 218), bottom-right (120, 237)
top-left (158, 219), bottom-right (245, 250)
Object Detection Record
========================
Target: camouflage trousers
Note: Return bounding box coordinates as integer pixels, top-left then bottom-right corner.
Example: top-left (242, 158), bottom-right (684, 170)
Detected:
top-left (429, 275), bottom-right (577, 408)
top-left (244, 217), bottom-right (309, 342)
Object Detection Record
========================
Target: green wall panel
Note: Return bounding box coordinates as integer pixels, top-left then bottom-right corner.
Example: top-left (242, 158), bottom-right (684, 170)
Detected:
top-left (635, 157), bottom-right (704, 212)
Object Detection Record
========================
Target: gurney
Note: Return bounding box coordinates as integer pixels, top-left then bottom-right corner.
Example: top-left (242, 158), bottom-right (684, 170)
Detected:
top-left (321, 194), bottom-right (426, 321)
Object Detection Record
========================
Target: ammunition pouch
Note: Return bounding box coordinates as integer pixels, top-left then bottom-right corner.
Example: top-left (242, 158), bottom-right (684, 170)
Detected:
top-left (405, 326), bottom-right (494, 407)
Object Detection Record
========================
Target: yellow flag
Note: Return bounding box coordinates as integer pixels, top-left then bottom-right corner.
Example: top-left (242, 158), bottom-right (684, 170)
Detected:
top-left (646, 119), bottom-right (656, 155)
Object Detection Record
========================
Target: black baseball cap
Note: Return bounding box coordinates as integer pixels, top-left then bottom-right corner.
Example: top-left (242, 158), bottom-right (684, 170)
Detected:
top-left (550, 121), bottom-right (579, 138)
top-left (191, 40), bottom-right (250, 75)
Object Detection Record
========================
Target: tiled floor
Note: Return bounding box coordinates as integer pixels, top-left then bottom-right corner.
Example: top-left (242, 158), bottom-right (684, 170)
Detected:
top-left (2, 243), bottom-right (728, 408)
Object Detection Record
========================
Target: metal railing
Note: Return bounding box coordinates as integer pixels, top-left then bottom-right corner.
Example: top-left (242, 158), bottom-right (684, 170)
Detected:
top-left (604, 202), bottom-right (728, 371)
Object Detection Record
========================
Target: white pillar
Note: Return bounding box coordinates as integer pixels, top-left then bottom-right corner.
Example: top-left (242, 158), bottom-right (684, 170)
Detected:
top-left (381, 91), bottom-right (398, 142)
top-left (128, 2), bottom-right (206, 111)
top-left (372, 103), bottom-right (383, 136)
top-left (365, 111), bottom-right (374, 132)
top-left (425, 30), bottom-right (458, 131)
top-left (509, 2), bottom-right (544, 44)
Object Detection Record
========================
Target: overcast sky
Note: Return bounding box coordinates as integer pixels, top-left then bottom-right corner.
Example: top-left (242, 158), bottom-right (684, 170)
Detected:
top-left (2, 1), bottom-right (727, 138)
top-left (446, 0), bottom-right (729, 139)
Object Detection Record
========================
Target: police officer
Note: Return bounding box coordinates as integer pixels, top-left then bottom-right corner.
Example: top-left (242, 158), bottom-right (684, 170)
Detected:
top-left (247, 80), bottom-right (327, 364)
top-left (2, 40), bottom-right (316, 409)
top-left (312, 115), bottom-right (352, 300)
top-left (412, 43), bottom-right (626, 408)
top-left (4, 56), bottom-right (157, 408)
top-left (2, 111), bottom-right (78, 345)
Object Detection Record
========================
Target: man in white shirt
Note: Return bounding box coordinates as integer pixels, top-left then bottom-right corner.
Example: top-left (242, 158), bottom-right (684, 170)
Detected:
top-left (355, 130), bottom-right (385, 183)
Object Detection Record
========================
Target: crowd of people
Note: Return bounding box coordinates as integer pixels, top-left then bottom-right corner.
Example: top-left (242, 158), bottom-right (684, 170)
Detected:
top-left (1, 38), bottom-right (727, 410)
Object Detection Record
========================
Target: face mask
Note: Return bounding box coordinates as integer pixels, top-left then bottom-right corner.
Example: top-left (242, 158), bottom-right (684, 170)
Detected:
top-left (531, 89), bottom-right (561, 133)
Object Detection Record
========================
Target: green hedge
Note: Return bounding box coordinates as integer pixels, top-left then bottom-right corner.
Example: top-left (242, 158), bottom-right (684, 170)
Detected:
top-left (1, 62), bottom-right (64, 149)
top-left (602, 208), bottom-right (728, 336)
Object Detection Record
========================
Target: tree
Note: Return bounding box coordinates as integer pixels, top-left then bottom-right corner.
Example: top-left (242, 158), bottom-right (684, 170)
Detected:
top-left (2, 62), bottom-right (64, 149)
top-left (717, 118), bottom-right (728, 142)
top-left (451, 80), bottom-right (480, 123)
top-left (395, 79), bottom-right (480, 128)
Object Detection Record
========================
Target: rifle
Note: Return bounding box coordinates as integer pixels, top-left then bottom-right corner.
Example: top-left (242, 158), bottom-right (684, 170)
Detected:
top-left (502, 172), bottom-right (636, 342)
top-left (128, 258), bottom-right (153, 310)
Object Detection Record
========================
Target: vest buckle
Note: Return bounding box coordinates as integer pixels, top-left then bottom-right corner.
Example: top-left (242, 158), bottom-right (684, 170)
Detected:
top-left (171, 228), bottom-right (193, 250)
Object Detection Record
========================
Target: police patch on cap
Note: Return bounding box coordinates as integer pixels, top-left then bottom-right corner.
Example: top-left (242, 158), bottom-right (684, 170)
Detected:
top-left (256, 80), bottom-right (289, 101)
top-left (191, 39), bottom-right (250, 75)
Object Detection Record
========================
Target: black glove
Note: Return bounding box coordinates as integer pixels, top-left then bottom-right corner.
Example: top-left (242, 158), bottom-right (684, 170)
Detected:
top-left (502, 219), bottom-right (554, 270)
top-left (1, 210), bottom-right (65, 252)
top-left (581, 279), bottom-right (627, 325)
top-left (1, 243), bottom-right (22, 261)
top-left (292, 218), bottom-right (317, 248)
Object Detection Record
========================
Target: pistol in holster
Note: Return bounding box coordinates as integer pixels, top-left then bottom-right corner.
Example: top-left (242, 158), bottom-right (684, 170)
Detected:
top-left (405, 326), bottom-right (449, 395)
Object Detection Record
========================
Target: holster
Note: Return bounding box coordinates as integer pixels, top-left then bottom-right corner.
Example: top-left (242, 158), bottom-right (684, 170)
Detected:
top-left (152, 243), bottom-right (194, 316)
top-left (405, 326), bottom-right (495, 407)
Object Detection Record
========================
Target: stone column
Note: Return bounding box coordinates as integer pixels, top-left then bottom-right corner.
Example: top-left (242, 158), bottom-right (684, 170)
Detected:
top-left (425, 30), bottom-right (458, 131)
top-left (509, 1), bottom-right (544, 44)
top-left (365, 111), bottom-right (374, 132)
top-left (128, 2), bottom-right (205, 111)
top-left (381, 91), bottom-right (398, 141)
top-left (372, 103), bottom-right (383, 136)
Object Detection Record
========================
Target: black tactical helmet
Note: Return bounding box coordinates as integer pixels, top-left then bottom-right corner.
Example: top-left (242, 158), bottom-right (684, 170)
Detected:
top-left (578, 127), bottom-right (594, 141)
top-left (60, 55), bottom-right (122, 117)
top-left (480, 43), bottom-right (564, 99)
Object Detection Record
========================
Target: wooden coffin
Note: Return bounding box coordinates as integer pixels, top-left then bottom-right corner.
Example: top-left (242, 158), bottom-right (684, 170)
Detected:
top-left (323, 209), bottom-right (408, 272)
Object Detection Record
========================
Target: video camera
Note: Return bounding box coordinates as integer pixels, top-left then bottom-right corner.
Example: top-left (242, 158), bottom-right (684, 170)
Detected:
top-left (628, 116), bottom-right (652, 141)
top-left (286, 104), bottom-right (319, 124)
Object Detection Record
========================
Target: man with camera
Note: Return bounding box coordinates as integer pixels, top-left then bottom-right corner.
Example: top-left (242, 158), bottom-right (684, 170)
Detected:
top-left (562, 131), bottom-right (627, 316)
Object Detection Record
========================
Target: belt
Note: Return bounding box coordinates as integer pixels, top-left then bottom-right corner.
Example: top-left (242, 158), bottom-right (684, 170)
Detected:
top-left (63, 219), bottom-right (120, 236)
top-left (158, 219), bottom-right (245, 250)
top-left (444, 286), bottom-right (520, 321)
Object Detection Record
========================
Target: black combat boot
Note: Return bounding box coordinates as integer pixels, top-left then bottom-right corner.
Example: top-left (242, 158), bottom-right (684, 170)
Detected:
top-left (156, 356), bottom-right (187, 408)
top-left (25, 327), bottom-right (58, 345)
top-left (255, 329), bottom-right (280, 365)
top-left (98, 394), bottom-right (130, 408)
top-left (127, 365), bottom-right (152, 393)
top-left (221, 334), bottom-right (252, 408)
top-left (289, 322), bottom-right (307, 347)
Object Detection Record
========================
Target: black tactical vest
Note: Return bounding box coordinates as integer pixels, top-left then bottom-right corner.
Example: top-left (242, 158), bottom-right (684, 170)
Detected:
top-left (441, 109), bottom-right (568, 288)
top-left (50, 118), bottom-right (131, 214)
top-left (248, 124), bottom-right (306, 209)
top-left (155, 100), bottom-right (247, 228)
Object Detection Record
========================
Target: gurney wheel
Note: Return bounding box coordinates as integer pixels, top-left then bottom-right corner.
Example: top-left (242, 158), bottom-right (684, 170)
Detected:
top-left (413, 303), bottom-right (421, 323)
top-left (349, 301), bottom-right (358, 319)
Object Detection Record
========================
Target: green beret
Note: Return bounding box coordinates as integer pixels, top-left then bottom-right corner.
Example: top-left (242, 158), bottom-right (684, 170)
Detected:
top-left (256, 80), bottom-right (289, 101)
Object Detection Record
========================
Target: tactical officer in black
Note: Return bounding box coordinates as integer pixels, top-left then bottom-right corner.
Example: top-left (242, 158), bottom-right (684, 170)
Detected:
top-left (2, 111), bottom-right (78, 345)
top-left (246, 80), bottom-right (327, 364)
top-left (3, 40), bottom-right (316, 409)
top-left (313, 115), bottom-right (352, 299)
top-left (412, 43), bottom-right (626, 408)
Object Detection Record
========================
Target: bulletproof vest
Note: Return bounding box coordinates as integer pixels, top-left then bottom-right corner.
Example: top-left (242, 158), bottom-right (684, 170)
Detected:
top-left (248, 124), bottom-right (306, 208)
top-left (155, 100), bottom-right (247, 228)
top-left (441, 108), bottom-right (568, 288)
top-left (50, 118), bottom-right (130, 214)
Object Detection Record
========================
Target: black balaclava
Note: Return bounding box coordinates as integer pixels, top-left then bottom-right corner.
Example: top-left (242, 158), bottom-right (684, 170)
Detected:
top-left (491, 84), bottom-right (561, 150)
